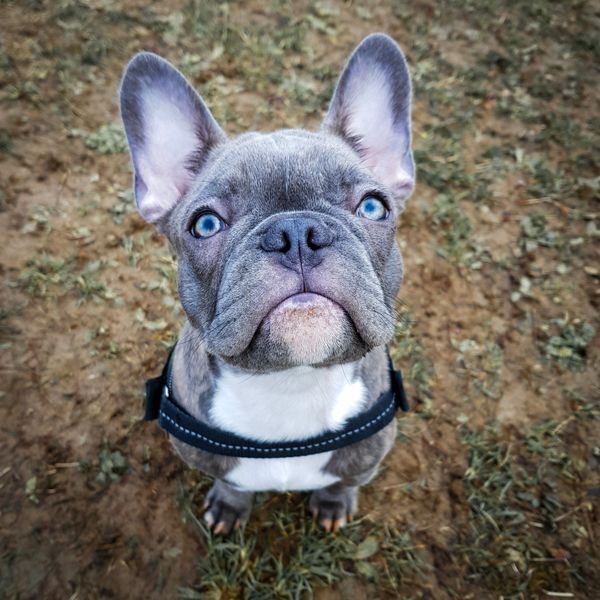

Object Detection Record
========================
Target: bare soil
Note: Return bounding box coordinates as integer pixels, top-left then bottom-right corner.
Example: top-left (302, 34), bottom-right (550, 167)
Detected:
top-left (1, 1), bottom-right (598, 599)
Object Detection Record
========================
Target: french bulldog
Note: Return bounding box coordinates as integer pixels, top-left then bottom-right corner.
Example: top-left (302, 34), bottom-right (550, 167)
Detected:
top-left (119, 33), bottom-right (415, 534)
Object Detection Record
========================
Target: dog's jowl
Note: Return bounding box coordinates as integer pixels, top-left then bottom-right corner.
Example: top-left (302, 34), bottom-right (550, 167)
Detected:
top-left (120, 33), bottom-right (415, 534)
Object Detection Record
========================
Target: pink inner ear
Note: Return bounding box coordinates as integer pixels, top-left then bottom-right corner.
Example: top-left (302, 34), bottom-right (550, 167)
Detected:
top-left (134, 88), bottom-right (203, 222)
top-left (342, 61), bottom-right (414, 200)
top-left (136, 158), bottom-right (188, 223)
top-left (369, 152), bottom-right (415, 199)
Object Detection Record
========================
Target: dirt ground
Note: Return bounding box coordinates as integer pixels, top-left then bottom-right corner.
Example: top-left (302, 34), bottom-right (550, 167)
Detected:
top-left (1, 1), bottom-right (599, 598)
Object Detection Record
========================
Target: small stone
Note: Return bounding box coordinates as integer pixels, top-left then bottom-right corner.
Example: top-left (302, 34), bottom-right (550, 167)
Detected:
top-left (584, 266), bottom-right (599, 276)
top-left (519, 276), bottom-right (532, 295)
top-left (480, 205), bottom-right (500, 224)
top-left (106, 234), bottom-right (119, 248)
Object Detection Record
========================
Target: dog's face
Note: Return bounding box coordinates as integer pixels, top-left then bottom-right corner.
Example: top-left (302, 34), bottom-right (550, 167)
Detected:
top-left (120, 34), bottom-right (414, 371)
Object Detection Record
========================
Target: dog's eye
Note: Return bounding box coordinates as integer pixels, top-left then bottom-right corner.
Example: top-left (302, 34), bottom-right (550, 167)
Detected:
top-left (190, 212), bottom-right (225, 239)
top-left (356, 195), bottom-right (388, 221)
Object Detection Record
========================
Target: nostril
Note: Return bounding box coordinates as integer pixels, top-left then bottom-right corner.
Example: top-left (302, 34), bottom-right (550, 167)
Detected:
top-left (306, 228), bottom-right (319, 251)
top-left (261, 226), bottom-right (291, 253)
top-left (261, 217), bottom-right (333, 258)
top-left (279, 231), bottom-right (291, 253)
top-left (307, 226), bottom-right (333, 251)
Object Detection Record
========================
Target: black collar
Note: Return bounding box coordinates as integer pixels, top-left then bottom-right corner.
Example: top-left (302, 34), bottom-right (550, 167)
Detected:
top-left (143, 346), bottom-right (409, 459)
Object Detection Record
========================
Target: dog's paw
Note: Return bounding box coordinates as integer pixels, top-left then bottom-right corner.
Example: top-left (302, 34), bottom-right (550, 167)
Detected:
top-left (203, 480), bottom-right (253, 535)
top-left (309, 486), bottom-right (358, 532)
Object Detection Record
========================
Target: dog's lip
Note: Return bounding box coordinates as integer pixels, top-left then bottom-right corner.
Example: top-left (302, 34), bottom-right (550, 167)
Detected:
top-left (283, 292), bottom-right (326, 303)
top-left (273, 292), bottom-right (342, 309)
top-left (260, 291), bottom-right (347, 323)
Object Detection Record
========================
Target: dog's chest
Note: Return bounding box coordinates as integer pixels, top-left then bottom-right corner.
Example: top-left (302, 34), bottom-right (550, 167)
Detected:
top-left (209, 364), bottom-right (365, 492)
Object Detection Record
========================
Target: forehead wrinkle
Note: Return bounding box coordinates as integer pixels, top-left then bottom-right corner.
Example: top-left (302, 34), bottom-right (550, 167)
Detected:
top-left (193, 130), bottom-right (375, 209)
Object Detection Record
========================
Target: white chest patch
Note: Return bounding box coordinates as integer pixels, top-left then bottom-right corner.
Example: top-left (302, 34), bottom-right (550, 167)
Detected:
top-left (209, 363), bottom-right (366, 492)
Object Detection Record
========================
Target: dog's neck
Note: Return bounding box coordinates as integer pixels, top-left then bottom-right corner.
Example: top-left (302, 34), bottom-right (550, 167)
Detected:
top-left (208, 362), bottom-right (367, 442)
top-left (170, 324), bottom-right (372, 442)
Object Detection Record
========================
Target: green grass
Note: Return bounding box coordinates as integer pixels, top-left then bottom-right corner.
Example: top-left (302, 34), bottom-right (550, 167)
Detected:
top-left (420, 194), bottom-right (492, 269)
top-left (16, 255), bottom-right (112, 303)
top-left (1, 0), bottom-right (598, 597)
top-left (390, 304), bottom-right (435, 417)
top-left (520, 213), bottom-right (560, 252)
top-left (452, 338), bottom-right (504, 400)
top-left (84, 327), bottom-right (121, 359)
top-left (459, 421), bottom-right (596, 597)
top-left (176, 478), bottom-right (429, 599)
top-left (542, 318), bottom-right (596, 371)
top-left (67, 123), bottom-right (127, 155)
top-left (17, 255), bottom-right (75, 297)
top-left (175, 411), bottom-right (599, 599)
top-left (109, 190), bottom-right (135, 225)
top-left (95, 441), bottom-right (129, 485)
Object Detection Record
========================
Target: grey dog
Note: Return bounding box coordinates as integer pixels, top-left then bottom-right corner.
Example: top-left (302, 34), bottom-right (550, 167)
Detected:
top-left (119, 33), bottom-right (415, 534)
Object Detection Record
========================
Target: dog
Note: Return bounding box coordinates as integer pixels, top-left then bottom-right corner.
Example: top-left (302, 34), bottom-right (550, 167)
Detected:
top-left (119, 33), bottom-right (415, 534)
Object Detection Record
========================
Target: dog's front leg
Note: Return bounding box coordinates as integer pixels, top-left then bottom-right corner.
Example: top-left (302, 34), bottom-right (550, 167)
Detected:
top-left (309, 482), bottom-right (361, 532)
top-left (203, 479), bottom-right (254, 534)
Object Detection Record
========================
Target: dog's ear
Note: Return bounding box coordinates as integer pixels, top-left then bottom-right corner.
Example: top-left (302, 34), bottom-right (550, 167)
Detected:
top-left (323, 34), bottom-right (415, 210)
top-left (119, 53), bottom-right (225, 224)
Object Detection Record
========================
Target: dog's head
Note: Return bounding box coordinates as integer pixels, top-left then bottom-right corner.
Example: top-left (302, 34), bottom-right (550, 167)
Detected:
top-left (120, 34), bottom-right (415, 371)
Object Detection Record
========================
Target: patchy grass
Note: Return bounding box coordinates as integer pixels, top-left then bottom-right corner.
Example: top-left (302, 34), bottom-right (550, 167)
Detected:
top-left (95, 442), bottom-right (129, 485)
top-left (21, 205), bottom-right (56, 236)
top-left (452, 338), bottom-right (504, 399)
top-left (16, 255), bottom-right (112, 303)
top-left (520, 213), bottom-right (560, 252)
top-left (391, 304), bottom-right (435, 417)
top-left (460, 421), bottom-right (596, 597)
top-left (109, 190), bottom-right (135, 225)
top-left (542, 318), bottom-right (596, 371)
top-left (1, 0), bottom-right (598, 598)
top-left (70, 123), bottom-right (127, 154)
top-left (84, 327), bottom-right (121, 359)
top-left (422, 194), bottom-right (492, 270)
top-left (16, 255), bottom-right (74, 297)
top-left (176, 478), bottom-right (429, 599)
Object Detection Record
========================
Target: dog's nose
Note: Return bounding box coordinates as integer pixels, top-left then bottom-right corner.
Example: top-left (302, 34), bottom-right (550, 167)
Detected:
top-left (260, 216), bottom-right (334, 270)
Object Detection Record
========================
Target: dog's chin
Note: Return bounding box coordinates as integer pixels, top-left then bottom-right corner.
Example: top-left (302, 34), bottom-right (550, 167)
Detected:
top-left (209, 292), bottom-right (374, 371)
top-left (261, 292), bottom-right (347, 366)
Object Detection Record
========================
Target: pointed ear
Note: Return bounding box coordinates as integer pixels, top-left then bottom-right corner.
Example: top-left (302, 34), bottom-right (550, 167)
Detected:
top-left (323, 34), bottom-right (415, 210)
top-left (119, 52), bottom-right (225, 224)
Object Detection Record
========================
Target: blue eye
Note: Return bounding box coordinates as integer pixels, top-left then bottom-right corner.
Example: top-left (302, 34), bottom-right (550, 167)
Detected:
top-left (356, 195), bottom-right (388, 221)
top-left (191, 212), bottom-right (225, 238)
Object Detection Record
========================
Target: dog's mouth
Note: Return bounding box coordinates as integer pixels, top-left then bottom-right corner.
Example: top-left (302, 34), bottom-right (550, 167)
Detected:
top-left (268, 291), bottom-right (343, 314)
top-left (260, 292), bottom-right (350, 365)
top-left (206, 256), bottom-right (395, 366)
